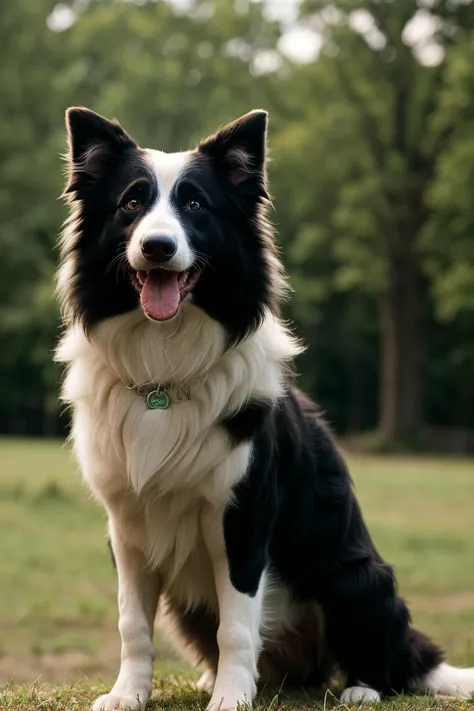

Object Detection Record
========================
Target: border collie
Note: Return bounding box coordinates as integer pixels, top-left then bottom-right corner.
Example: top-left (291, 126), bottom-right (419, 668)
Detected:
top-left (56, 107), bottom-right (474, 711)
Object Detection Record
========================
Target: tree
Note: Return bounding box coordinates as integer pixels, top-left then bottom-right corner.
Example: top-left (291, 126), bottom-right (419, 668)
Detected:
top-left (0, 0), bottom-right (65, 433)
top-left (280, 0), bottom-right (474, 442)
top-left (423, 34), bottom-right (474, 322)
top-left (53, 0), bottom-right (281, 148)
top-left (0, 0), bottom-right (284, 433)
top-left (1, 0), bottom-right (474, 443)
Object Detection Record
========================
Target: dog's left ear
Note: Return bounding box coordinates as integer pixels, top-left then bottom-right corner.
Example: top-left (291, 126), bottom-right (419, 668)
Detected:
top-left (199, 110), bottom-right (269, 198)
top-left (63, 107), bottom-right (137, 195)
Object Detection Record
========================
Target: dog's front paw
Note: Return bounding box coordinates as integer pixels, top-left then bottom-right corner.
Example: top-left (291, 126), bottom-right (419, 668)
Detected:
top-left (206, 698), bottom-right (249, 711)
top-left (92, 692), bottom-right (146, 711)
top-left (340, 685), bottom-right (381, 704)
top-left (206, 679), bottom-right (255, 710)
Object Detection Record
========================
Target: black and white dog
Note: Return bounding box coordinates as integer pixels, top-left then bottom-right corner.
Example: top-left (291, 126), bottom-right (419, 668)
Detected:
top-left (56, 107), bottom-right (474, 711)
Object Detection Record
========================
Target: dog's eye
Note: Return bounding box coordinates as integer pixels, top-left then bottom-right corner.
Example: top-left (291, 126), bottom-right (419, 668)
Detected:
top-left (185, 199), bottom-right (202, 212)
top-left (123, 198), bottom-right (141, 212)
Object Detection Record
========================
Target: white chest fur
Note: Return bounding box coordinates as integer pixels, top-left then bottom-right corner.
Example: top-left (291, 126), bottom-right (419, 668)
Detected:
top-left (56, 305), bottom-right (300, 597)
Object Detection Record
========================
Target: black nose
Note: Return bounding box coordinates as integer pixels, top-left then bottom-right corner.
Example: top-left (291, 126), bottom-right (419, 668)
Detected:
top-left (141, 234), bottom-right (177, 263)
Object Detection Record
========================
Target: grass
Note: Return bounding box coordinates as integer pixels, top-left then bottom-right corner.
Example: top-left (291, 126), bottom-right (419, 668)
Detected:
top-left (0, 437), bottom-right (473, 710)
top-left (1, 680), bottom-right (474, 711)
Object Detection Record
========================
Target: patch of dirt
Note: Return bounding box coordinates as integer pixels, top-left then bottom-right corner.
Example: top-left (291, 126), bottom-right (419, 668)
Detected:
top-left (408, 592), bottom-right (474, 614)
top-left (0, 637), bottom-right (119, 684)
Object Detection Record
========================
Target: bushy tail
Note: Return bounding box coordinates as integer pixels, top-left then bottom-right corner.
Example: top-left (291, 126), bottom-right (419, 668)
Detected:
top-left (417, 662), bottom-right (474, 700)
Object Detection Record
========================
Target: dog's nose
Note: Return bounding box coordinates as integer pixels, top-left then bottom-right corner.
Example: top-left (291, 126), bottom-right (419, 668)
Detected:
top-left (141, 234), bottom-right (177, 263)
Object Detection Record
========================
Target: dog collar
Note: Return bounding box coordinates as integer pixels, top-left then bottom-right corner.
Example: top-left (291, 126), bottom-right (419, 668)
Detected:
top-left (127, 382), bottom-right (191, 410)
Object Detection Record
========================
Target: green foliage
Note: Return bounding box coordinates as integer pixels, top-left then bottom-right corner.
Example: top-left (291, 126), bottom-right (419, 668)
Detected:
top-left (0, 0), bottom-right (473, 437)
top-left (423, 37), bottom-right (474, 320)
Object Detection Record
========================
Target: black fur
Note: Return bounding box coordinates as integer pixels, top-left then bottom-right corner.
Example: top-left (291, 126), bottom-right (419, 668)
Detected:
top-left (170, 153), bottom-right (276, 345)
top-left (222, 390), bottom-right (443, 693)
top-left (62, 111), bottom-right (158, 333)
top-left (222, 399), bottom-right (273, 446)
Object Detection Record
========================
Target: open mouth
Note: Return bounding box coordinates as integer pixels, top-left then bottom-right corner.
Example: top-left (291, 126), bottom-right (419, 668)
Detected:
top-left (130, 266), bottom-right (200, 321)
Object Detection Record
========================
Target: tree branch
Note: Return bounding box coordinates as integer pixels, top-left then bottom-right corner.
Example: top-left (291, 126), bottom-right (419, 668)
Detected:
top-left (333, 59), bottom-right (385, 171)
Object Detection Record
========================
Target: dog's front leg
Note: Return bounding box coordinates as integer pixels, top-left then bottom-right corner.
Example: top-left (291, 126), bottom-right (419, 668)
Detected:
top-left (203, 512), bottom-right (263, 711)
top-left (93, 520), bottom-right (162, 711)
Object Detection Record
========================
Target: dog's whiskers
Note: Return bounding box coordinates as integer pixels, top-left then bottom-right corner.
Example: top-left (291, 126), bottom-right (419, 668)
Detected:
top-left (105, 245), bottom-right (129, 282)
top-left (194, 252), bottom-right (214, 274)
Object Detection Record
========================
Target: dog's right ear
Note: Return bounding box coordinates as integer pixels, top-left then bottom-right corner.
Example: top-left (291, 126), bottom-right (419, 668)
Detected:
top-left (63, 107), bottom-right (136, 195)
top-left (198, 110), bottom-right (269, 199)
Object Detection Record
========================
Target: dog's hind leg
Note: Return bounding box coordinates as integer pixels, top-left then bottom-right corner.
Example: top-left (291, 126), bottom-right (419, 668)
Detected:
top-left (320, 558), bottom-right (445, 701)
top-left (196, 668), bottom-right (217, 694)
top-left (158, 596), bottom-right (219, 695)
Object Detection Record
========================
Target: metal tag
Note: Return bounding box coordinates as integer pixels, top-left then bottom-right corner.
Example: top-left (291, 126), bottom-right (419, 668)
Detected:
top-left (147, 389), bottom-right (170, 410)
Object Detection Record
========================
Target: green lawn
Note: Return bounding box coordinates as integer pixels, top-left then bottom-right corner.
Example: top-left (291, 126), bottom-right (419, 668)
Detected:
top-left (0, 438), bottom-right (473, 710)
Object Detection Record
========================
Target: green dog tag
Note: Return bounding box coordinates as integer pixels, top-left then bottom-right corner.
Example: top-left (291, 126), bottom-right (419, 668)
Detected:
top-left (147, 389), bottom-right (170, 410)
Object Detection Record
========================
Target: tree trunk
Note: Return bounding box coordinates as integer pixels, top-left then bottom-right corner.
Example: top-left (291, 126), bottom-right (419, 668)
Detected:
top-left (379, 252), bottom-right (422, 441)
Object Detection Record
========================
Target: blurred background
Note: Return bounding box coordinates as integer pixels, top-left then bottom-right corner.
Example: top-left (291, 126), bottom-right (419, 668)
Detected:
top-left (0, 0), bottom-right (473, 693)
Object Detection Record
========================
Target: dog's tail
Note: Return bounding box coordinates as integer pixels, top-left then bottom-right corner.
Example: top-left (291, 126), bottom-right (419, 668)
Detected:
top-left (417, 662), bottom-right (474, 699)
top-left (408, 628), bottom-right (474, 699)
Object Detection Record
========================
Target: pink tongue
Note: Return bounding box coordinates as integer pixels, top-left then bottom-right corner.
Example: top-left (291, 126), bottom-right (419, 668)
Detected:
top-left (140, 271), bottom-right (180, 321)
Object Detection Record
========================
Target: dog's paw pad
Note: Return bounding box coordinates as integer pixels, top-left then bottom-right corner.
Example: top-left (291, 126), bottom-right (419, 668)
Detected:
top-left (340, 685), bottom-right (381, 704)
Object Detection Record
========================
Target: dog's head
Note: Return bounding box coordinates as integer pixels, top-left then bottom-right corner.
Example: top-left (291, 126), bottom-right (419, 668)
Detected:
top-left (59, 108), bottom-right (285, 344)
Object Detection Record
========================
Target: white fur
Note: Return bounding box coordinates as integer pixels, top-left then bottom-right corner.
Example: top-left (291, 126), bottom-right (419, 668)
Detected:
top-left (201, 512), bottom-right (265, 711)
top-left (127, 149), bottom-right (194, 273)
top-left (418, 662), bottom-right (474, 699)
top-left (340, 685), bottom-right (381, 703)
top-left (92, 523), bottom-right (161, 711)
top-left (56, 302), bottom-right (301, 710)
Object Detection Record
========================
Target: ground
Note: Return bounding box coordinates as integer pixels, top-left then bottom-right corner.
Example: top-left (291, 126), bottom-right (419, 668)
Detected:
top-left (0, 437), bottom-right (473, 710)
top-left (1, 681), bottom-right (473, 711)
